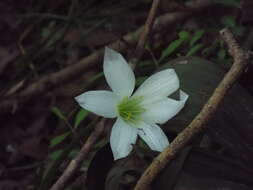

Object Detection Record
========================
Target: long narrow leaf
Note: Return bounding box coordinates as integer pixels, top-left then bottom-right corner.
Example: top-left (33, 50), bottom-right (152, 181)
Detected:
top-left (74, 109), bottom-right (89, 128)
top-left (159, 31), bottom-right (190, 63)
top-left (51, 107), bottom-right (66, 120)
top-left (190, 30), bottom-right (205, 46)
top-left (50, 132), bottom-right (71, 147)
top-left (186, 44), bottom-right (203, 56)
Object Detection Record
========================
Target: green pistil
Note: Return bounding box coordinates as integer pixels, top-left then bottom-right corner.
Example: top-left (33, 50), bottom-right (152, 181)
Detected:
top-left (117, 96), bottom-right (145, 124)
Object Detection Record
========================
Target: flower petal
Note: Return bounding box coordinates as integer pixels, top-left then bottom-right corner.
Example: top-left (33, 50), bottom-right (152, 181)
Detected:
top-left (137, 122), bottom-right (169, 152)
top-left (133, 69), bottom-right (179, 104)
top-left (141, 90), bottom-right (189, 124)
top-left (110, 118), bottom-right (138, 160)
top-left (103, 47), bottom-right (135, 98)
top-left (75, 90), bottom-right (118, 118)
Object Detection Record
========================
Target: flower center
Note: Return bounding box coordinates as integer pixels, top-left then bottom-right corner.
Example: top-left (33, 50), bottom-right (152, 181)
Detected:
top-left (117, 96), bottom-right (145, 124)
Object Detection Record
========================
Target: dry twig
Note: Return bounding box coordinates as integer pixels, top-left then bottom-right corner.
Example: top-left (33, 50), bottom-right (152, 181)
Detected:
top-left (134, 28), bottom-right (251, 190)
top-left (49, 119), bottom-right (105, 190)
top-left (135, 0), bottom-right (161, 60)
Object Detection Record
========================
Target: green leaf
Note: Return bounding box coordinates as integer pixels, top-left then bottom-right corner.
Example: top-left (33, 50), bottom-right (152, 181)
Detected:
top-left (159, 39), bottom-right (184, 62)
top-left (186, 44), bottom-right (203, 56)
top-left (179, 31), bottom-right (190, 41)
top-left (69, 149), bottom-right (80, 159)
top-left (50, 132), bottom-right (70, 147)
top-left (51, 106), bottom-right (66, 120)
top-left (159, 31), bottom-right (190, 63)
top-left (190, 30), bottom-right (205, 46)
top-left (74, 109), bottom-right (89, 128)
top-left (48, 149), bottom-right (80, 161)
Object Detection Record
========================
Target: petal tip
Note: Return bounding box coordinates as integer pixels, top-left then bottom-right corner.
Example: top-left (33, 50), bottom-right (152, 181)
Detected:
top-left (137, 122), bottom-right (169, 152)
top-left (104, 46), bottom-right (111, 53)
top-left (103, 47), bottom-right (135, 97)
top-left (179, 90), bottom-right (189, 102)
top-left (160, 68), bottom-right (177, 77)
top-left (112, 151), bottom-right (128, 160)
top-left (104, 47), bottom-right (119, 59)
top-left (74, 93), bottom-right (85, 104)
top-left (165, 68), bottom-right (176, 73)
top-left (111, 142), bottom-right (134, 160)
top-left (133, 68), bottom-right (179, 101)
top-left (74, 90), bottom-right (118, 118)
top-left (110, 119), bottom-right (137, 160)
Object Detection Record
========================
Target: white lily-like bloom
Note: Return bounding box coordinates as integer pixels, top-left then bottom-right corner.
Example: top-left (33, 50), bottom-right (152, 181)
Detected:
top-left (75, 47), bottom-right (188, 160)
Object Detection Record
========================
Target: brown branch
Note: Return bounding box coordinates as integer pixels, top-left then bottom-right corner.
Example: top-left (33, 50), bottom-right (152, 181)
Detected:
top-left (135, 0), bottom-right (161, 60)
top-left (1, 0), bottom-right (213, 113)
top-left (133, 28), bottom-right (251, 190)
top-left (49, 119), bottom-right (105, 190)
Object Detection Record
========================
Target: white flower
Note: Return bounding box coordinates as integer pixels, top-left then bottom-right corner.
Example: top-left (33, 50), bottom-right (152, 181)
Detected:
top-left (75, 47), bottom-right (189, 160)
